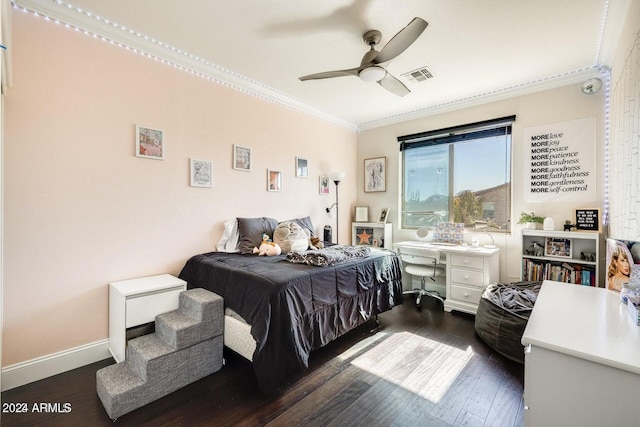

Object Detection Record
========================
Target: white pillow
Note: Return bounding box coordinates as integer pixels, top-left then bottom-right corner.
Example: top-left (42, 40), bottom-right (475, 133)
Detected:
top-left (216, 218), bottom-right (240, 253)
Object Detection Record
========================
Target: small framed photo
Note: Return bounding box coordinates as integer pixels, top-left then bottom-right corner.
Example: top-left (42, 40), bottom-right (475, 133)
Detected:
top-left (364, 156), bottom-right (386, 192)
top-left (378, 208), bottom-right (390, 223)
top-left (190, 159), bottom-right (212, 187)
top-left (319, 176), bottom-right (330, 194)
top-left (296, 157), bottom-right (308, 178)
top-left (545, 237), bottom-right (572, 258)
top-left (233, 145), bottom-right (251, 171)
top-left (267, 169), bottom-right (282, 192)
top-left (355, 206), bottom-right (369, 222)
top-left (355, 227), bottom-right (374, 245)
top-left (136, 125), bottom-right (164, 160)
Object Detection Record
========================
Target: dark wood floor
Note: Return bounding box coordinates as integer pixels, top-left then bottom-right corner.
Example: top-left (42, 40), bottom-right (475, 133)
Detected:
top-left (2, 300), bottom-right (524, 427)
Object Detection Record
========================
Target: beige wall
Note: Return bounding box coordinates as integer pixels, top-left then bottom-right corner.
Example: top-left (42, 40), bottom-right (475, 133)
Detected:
top-left (358, 84), bottom-right (605, 282)
top-left (2, 13), bottom-right (356, 366)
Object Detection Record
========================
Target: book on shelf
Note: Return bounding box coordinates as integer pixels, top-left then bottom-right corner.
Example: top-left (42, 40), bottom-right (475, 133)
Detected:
top-left (522, 258), bottom-right (595, 286)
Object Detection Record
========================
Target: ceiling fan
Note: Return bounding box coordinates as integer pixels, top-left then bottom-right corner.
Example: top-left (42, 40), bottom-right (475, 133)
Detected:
top-left (299, 17), bottom-right (428, 97)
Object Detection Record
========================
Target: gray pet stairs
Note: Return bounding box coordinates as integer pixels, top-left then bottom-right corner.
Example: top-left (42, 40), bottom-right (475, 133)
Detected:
top-left (96, 288), bottom-right (224, 420)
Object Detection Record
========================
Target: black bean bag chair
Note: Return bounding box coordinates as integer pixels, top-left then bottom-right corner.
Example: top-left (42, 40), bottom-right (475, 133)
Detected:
top-left (474, 281), bottom-right (542, 364)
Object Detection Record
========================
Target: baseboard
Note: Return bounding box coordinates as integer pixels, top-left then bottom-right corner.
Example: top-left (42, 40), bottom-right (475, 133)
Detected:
top-left (1, 339), bottom-right (111, 391)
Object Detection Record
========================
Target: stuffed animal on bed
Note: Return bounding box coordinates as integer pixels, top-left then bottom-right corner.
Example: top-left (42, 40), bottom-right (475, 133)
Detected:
top-left (309, 236), bottom-right (324, 250)
top-left (252, 233), bottom-right (282, 256)
top-left (274, 221), bottom-right (309, 253)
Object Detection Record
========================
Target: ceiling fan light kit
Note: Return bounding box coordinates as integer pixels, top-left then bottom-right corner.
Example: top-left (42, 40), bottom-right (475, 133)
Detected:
top-left (299, 17), bottom-right (428, 96)
top-left (359, 66), bottom-right (386, 82)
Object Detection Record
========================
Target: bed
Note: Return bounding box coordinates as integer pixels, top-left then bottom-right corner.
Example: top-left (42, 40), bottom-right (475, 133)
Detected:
top-left (178, 217), bottom-right (403, 393)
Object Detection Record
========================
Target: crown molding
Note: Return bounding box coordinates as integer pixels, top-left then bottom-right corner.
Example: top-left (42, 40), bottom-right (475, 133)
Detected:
top-left (357, 67), bottom-right (606, 131)
top-left (14, 0), bottom-right (608, 134)
top-left (14, 0), bottom-right (358, 131)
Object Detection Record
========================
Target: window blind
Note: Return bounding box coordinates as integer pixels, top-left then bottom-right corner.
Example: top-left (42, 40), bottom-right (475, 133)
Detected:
top-left (398, 115), bottom-right (516, 151)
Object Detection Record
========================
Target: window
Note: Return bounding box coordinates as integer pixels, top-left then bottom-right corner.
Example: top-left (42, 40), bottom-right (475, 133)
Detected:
top-left (399, 116), bottom-right (514, 233)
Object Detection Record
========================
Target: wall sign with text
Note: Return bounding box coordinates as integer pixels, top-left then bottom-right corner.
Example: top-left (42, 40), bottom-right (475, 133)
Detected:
top-left (524, 117), bottom-right (597, 203)
top-left (575, 209), bottom-right (600, 232)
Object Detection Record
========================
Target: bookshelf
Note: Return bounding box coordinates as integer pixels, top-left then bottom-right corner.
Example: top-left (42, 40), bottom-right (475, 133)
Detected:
top-left (521, 229), bottom-right (603, 287)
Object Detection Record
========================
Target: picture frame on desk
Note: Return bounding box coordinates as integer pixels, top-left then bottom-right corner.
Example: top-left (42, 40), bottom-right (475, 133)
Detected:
top-left (545, 237), bottom-right (571, 258)
top-left (378, 208), bottom-right (390, 223)
top-left (355, 206), bottom-right (369, 222)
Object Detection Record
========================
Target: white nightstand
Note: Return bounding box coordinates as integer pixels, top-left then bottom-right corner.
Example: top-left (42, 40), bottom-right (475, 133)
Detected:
top-left (109, 274), bottom-right (187, 362)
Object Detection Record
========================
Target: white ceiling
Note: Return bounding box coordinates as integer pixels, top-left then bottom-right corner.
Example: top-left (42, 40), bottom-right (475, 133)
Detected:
top-left (15, 0), bottom-right (626, 130)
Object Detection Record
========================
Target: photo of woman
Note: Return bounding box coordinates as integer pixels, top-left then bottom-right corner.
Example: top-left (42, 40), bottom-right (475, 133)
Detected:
top-left (606, 240), bottom-right (632, 292)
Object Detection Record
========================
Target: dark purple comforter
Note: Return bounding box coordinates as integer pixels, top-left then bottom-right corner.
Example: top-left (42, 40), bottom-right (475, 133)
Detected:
top-left (178, 249), bottom-right (403, 393)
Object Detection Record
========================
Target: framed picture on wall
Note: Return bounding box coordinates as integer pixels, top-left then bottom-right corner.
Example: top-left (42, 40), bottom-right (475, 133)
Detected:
top-left (136, 125), bottom-right (164, 160)
top-left (296, 157), bottom-right (308, 178)
top-left (233, 145), bottom-right (251, 171)
top-left (319, 176), bottom-right (330, 194)
top-left (267, 169), bottom-right (282, 192)
top-left (190, 159), bottom-right (212, 187)
top-left (364, 156), bottom-right (386, 192)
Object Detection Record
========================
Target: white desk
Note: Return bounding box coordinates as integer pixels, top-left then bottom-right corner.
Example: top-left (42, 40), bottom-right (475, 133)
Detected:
top-left (393, 241), bottom-right (499, 314)
top-left (521, 281), bottom-right (640, 427)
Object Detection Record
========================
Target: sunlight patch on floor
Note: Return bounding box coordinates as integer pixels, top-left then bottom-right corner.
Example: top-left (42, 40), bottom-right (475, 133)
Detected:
top-left (336, 331), bottom-right (389, 361)
top-left (349, 331), bottom-right (474, 403)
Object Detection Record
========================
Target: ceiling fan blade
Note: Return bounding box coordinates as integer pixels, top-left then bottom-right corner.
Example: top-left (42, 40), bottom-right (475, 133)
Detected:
top-left (378, 73), bottom-right (410, 97)
top-left (299, 68), bottom-right (360, 81)
top-left (374, 17), bottom-right (428, 64)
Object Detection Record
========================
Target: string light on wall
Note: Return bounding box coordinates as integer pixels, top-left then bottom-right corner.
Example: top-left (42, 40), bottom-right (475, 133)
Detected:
top-left (12, 0), bottom-right (340, 126)
top-left (600, 66), bottom-right (611, 227)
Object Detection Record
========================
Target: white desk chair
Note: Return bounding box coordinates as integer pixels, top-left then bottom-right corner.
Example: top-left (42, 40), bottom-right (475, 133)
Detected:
top-left (399, 247), bottom-right (445, 309)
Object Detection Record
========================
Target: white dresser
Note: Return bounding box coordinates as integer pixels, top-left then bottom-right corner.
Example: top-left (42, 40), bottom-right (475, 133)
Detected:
top-left (109, 274), bottom-right (187, 362)
top-left (521, 281), bottom-right (640, 426)
top-left (393, 241), bottom-right (499, 314)
top-left (446, 251), bottom-right (499, 314)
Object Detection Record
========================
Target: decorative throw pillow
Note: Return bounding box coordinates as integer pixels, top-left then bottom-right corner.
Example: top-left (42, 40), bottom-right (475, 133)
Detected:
top-left (285, 216), bottom-right (316, 237)
top-left (274, 221), bottom-right (309, 253)
top-left (236, 217), bottom-right (279, 254)
top-left (216, 218), bottom-right (240, 253)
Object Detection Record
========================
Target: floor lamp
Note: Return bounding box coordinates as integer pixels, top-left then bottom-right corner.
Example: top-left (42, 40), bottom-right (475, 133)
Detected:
top-left (326, 172), bottom-right (346, 244)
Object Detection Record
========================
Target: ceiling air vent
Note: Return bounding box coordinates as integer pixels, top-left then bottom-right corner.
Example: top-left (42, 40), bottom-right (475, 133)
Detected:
top-left (401, 66), bottom-right (435, 84)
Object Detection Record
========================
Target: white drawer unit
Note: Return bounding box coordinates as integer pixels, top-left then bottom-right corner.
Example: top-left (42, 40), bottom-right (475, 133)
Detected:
top-left (449, 267), bottom-right (485, 286)
top-left (448, 285), bottom-right (484, 306)
top-left (450, 254), bottom-right (486, 270)
top-left (109, 274), bottom-right (187, 362)
top-left (444, 251), bottom-right (499, 315)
